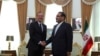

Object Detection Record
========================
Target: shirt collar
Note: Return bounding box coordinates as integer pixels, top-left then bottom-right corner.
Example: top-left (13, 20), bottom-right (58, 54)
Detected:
top-left (38, 21), bottom-right (42, 25)
top-left (58, 21), bottom-right (64, 25)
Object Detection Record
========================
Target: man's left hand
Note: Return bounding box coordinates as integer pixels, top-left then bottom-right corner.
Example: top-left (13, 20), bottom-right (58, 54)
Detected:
top-left (67, 52), bottom-right (71, 56)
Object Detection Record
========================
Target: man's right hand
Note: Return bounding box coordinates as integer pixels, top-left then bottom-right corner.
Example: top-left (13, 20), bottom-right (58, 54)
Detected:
top-left (66, 52), bottom-right (71, 56)
top-left (39, 41), bottom-right (46, 46)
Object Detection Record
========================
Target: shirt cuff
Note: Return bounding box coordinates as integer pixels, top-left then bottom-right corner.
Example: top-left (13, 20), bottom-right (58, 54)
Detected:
top-left (38, 41), bottom-right (42, 44)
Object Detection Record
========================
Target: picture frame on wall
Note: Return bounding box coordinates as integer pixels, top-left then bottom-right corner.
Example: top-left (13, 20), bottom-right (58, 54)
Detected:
top-left (26, 17), bottom-right (35, 30)
top-left (72, 18), bottom-right (82, 32)
top-left (98, 43), bottom-right (100, 51)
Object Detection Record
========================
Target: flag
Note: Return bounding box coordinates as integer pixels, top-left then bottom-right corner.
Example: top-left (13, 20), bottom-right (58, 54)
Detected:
top-left (82, 20), bottom-right (93, 56)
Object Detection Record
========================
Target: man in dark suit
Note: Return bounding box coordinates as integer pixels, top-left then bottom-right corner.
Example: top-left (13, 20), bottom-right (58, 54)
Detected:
top-left (46, 12), bottom-right (73, 56)
top-left (26, 12), bottom-right (47, 56)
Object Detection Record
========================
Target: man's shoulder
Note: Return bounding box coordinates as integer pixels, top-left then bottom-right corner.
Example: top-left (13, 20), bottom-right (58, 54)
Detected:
top-left (64, 22), bottom-right (72, 27)
top-left (30, 21), bottom-right (37, 26)
top-left (43, 24), bottom-right (47, 27)
top-left (31, 21), bottom-right (37, 24)
top-left (64, 22), bottom-right (70, 25)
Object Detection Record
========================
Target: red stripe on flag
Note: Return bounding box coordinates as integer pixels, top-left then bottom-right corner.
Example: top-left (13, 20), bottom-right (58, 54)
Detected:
top-left (82, 37), bottom-right (93, 56)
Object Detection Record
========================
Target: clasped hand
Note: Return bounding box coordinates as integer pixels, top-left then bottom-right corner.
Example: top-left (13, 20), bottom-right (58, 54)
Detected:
top-left (39, 41), bottom-right (46, 46)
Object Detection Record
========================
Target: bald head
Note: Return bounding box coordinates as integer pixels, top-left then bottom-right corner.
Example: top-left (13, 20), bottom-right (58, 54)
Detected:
top-left (36, 12), bottom-right (44, 22)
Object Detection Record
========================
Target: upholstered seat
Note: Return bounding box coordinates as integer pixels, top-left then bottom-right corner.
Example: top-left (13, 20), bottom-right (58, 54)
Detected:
top-left (18, 41), bottom-right (28, 56)
top-left (72, 42), bottom-right (82, 56)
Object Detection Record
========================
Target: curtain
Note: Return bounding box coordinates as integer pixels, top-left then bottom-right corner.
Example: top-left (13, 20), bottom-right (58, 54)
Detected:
top-left (17, 0), bottom-right (27, 41)
top-left (81, 0), bottom-right (93, 34)
top-left (35, 0), bottom-right (46, 22)
top-left (62, 0), bottom-right (72, 24)
top-left (0, 1), bottom-right (2, 12)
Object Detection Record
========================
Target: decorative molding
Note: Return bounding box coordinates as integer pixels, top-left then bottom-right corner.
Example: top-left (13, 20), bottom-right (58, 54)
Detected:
top-left (38, 0), bottom-right (47, 6)
top-left (62, 0), bottom-right (71, 7)
top-left (82, 0), bottom-right (99, 5)
top-left (38, 0), bottom-right (53, 6)
top-left (38, 0), bottom-right (71, 6)
top-left (14, 0), bottom-right (26, 4)
top-left (54, 0), bottom-right (71, 7)
top-left (0, 0), bottom-right (26, 4)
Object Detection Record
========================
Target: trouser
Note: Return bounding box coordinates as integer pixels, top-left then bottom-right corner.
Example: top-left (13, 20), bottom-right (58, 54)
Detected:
top-left (53, 52), bottom-right (66, 56)
top-left (53, 54), bottom-right (66, 56)
top-left (28, 47), bottom-right (44, 56)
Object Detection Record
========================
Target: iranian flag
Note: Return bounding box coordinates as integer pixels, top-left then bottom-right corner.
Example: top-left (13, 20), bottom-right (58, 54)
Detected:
top-left (82, 20), bottom-right (93, 56)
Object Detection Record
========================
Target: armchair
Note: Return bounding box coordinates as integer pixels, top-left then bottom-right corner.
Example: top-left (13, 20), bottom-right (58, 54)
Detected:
top-left (18, 41), bottom-right (28, 56)
top-left (72, 42), bottom-right (82, 56)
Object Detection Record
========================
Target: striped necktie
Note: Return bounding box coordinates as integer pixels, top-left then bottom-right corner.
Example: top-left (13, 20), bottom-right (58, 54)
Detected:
top-left (40, 23), bottom-right (43, 32)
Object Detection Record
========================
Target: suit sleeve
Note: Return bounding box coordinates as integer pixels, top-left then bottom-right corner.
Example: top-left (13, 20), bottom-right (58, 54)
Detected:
top-left (66, 24), bottom-right (73, 52)
top-left (29, 23), bottom-right (40, 44)
top-left (46, 36), bottom-right (52, 45)
top-left (46, 25), bottom-right (56, 45)
top-left (42, 25), bottom-right (47, 41)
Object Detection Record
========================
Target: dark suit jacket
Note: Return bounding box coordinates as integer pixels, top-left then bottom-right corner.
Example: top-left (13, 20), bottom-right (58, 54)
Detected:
top-left (46, 22), bottom-right (73, 55)
top-left (26, 21), bottom-right (47, 51)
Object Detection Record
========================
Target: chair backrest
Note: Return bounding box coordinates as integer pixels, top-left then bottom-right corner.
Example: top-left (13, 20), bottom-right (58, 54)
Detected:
top-left (72, 42), bottom-right (82, 56)
top-left (18, 41), bottom-right (28, 56)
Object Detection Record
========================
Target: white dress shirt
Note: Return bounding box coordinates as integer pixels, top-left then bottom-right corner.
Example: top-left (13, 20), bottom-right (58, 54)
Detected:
top-left (38, 22), bottom-right (43, 32)
top-left (54, 22), bottom-right (63, 35)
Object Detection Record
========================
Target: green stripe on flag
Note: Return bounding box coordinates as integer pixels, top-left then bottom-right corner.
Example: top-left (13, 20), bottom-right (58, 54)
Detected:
top-left (83, 20), bottom-right (88, 33)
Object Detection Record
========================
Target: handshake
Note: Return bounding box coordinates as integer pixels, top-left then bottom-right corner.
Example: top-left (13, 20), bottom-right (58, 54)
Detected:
top-left (39, 41), bottom-right (46, 46)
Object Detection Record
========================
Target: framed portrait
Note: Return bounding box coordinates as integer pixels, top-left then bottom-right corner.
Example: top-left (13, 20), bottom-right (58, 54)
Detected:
top-left (26, 17), bottom-right (35, 30)
top-left (72, 18), bottom-right (82, 32)
top-left (94, 36), bottom-right (100, 42)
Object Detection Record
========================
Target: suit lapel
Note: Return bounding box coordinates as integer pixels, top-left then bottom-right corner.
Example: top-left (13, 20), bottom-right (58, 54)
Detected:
top-left (52, 25), bottom-right (57, 36)
top-left (42, 24), bottom-right (45, 32)
top-left (54, 22), bottom-right (65, 36)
